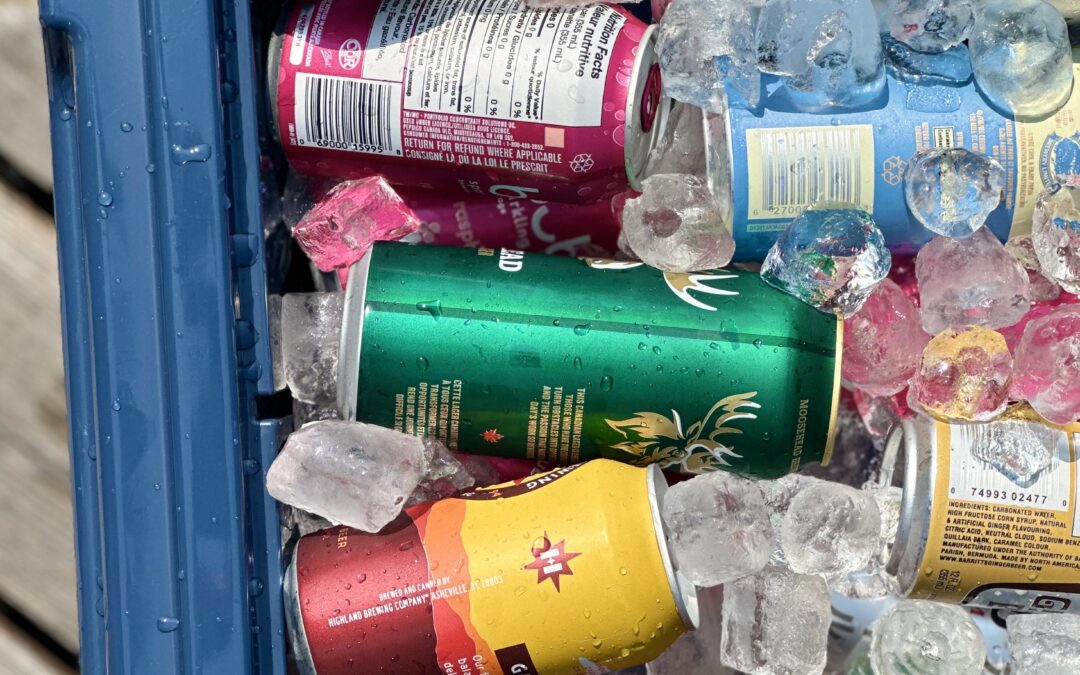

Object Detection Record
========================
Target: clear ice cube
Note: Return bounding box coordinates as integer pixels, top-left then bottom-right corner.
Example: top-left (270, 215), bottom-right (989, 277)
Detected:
top-left (265, 420), bottom-right (427, 532)
top-left (1032, 182), bottom-right (1080, 296)
top-left (968, 417), bottom-right (1059, 487)
top-left (759, 203), bottom-right (891, 318)
top-left (969, 0), bottom-right (1073, 119)
top-left (1007, 613), bottom-right (1080, 674)
top-left (870, 600), bottom-right (985, 675)
top-left (874, 0), bottom-right (976, 52)
top-left (281, 292), bottom-right (343, 406)
top-left (656, 0), bottom-right (761, 112)
top-left (903, 148), bottom-right (1006, 239)
top-left (661, 471), bottom-right (774, 587)
top-left (779, 480), bottom-right (883, 576)
top-left (756, 0), bottom-right (885, 112)
top-left (915, 229), bottom-right (1032, 334)
top-left (620, 174), bottom-right (735, 273)
top-left (720, 565), bottom-right (831, 674)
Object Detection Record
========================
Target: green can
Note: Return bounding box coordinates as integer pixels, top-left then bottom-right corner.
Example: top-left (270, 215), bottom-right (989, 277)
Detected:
top-left (338, 243), bottom-right (842, 477)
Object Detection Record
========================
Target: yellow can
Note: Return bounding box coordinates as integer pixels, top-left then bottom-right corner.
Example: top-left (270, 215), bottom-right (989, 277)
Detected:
top-left (285, 459), bottom-right (698, 674)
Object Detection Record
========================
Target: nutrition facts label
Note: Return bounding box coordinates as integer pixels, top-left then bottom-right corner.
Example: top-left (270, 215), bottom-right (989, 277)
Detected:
top-left (362, 0), bottom-right (622, 127)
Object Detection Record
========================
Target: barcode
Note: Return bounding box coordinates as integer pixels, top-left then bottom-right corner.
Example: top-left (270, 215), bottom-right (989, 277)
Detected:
top-left (948, 424), bottom-right (1073, 512)
top-left (294, 73), bottom-right (402, 157)
top-left (746, 125), bottom-right (875, 219)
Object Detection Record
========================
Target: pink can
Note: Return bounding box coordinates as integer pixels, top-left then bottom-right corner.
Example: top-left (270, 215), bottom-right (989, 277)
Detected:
top-left (400, 187), bottom-right (621, 258)
top-left (270, 0), bottom-right (667, 204)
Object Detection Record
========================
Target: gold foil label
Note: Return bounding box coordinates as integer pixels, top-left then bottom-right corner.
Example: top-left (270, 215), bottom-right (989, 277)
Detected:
top-left (912, 419), bottom-right (1080, 612)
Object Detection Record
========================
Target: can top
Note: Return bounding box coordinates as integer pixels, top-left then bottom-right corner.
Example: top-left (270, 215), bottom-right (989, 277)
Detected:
top-left (337, 253), bottom-right (371, 420)
top-left (646, 464), bottom-right (700, 631)
top-left (624, 25), bottom-right (670, 191)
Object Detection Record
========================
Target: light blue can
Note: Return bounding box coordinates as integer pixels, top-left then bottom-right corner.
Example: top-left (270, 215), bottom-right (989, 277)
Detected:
top-left (710, 61), bottom-right (1080, 261)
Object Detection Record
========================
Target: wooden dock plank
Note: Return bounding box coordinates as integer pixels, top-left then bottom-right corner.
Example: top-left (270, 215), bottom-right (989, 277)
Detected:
top-left (0, 615), bottom-right (74, 675)
top-left (0, 0), bottom-right (53, 190)
top-left (0, 182), bottom-right (78, 653)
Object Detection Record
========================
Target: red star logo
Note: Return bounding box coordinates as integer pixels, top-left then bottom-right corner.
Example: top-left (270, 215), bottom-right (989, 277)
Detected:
top-left (523, 533), bottom-right (581, 591)
top-left (482, 428), bottom-right (503, 443)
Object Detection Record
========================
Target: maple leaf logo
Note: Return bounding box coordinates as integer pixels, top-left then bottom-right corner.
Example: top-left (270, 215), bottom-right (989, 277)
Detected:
top-left (524, 533), bottom-right (581, 591)
top-left (482, 428), bottom-right (503, 443)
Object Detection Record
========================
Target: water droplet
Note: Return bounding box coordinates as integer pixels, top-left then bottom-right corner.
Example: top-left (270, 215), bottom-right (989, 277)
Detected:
top-left (222, 81), bottom-right (239, 103)
top-left (1026, 571), bottom-right (1039, 581)
top-left (573, 323), bottom-right (591, 336)
top-left (242, 459), bottom-right (260, 475)
top-left (619, 567), bottom-right (628, 575)
top-left (145, 163), bottom-right (156, 173)
top-left (356, 573), bottom-right (367, 584)
top-left (210, 516), bottom-right (218, 524)
top-left (752, 338), bottom-right (763, 348)
top-left (620, 648), bottom-right (631, 658)
top-left (552, 318), bottom-right (562, 327)
top-left (59, 108), bottom-right (72, 121)
top-left (153, 483), bottom-right (161, 491)
top-left (416, 356), bottom-right (429, 371)
top-left (599, 375), bottom-right (614, 391)
top-left (514, 585), bottom-right (527, 597)
top-left (157, 617), bottom-right (181, 633)
top-left (86, 444), bottom-right (97, 460)
top-left (399, 541), bottom-right (415, 552)
top-left (556, 58), bottom-right (573, 72)
top-left (922, 566), bottom-right (935, 577)
top-left (170, 143), bottom-right (212, 165)
top-left (97, 191), bottom-right (113, 206)
top-left (573, 356), bottom-right (582, 369)
top-left (415, 300), bottom-right (442, 320)
top-left (637, 342), bottom-right (647, 350)
top-left (762, 431), bottom-right (772, 441)
top-left (568, 85), bottom-right (586, 103)
top-left (112, 400), bottom-right (121, 411)
top-left (177, 569), bottom-right (186, 580)
top-left (612, 305), bottom-right (623, 312)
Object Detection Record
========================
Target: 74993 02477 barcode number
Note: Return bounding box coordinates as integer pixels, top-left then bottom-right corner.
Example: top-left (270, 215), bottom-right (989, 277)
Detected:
top-left (966, 487), bottom-right (1049, 505)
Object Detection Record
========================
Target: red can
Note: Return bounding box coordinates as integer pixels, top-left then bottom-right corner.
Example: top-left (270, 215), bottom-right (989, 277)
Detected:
top-left (401, 187), bottom-right (621, 258)
top-left (270, 0), bottom-right (667, 204)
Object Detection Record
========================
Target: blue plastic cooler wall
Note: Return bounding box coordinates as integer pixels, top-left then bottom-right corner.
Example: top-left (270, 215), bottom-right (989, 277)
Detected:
top-left (39, 0), bottom-right (287, 673)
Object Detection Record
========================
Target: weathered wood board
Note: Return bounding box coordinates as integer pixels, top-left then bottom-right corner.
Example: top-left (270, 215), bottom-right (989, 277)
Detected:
top-left (0, 180), bottom-right (78, 653)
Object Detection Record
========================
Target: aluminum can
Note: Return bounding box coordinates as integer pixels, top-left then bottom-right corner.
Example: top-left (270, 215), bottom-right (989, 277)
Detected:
top-left (338, 242), bottom-right (842, 478)
top-left (403, 188), bottom-right (621, 259)
top-left (710, 61), bottom-right (1080, 261)
top-left (284, 459), bottom-right (698, 675)
top-left (270, 0), bottom-right (668, 204)
top-left (885, 407), bottom-right (1080, 613)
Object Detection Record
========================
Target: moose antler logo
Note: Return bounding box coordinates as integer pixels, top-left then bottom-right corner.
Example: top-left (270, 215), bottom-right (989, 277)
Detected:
top-left (604, 392), bottom-right (761, 473)
top-left (581, 259), bottom-right (739, 311)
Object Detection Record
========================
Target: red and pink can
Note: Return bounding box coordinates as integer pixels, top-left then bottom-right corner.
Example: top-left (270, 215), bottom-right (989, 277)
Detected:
top-left (270, 0), bottom-right (667, 204)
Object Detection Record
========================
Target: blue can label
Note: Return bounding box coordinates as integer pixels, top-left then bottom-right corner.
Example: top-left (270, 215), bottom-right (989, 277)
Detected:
top-left (725, 64), bottom-right (1080, 261)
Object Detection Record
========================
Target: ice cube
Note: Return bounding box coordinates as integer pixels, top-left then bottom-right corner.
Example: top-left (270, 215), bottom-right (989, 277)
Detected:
top-left (1032, 182), bottom-right (1080, 295)
top-left (870, 600), bottom-right (985, 675)
top-left (1009, 304), bottom-right (1080, 425)
top-left (645, 102), bottom-right (707, 178)
top-left (760, 203), bottom-right (892, 317)
top-left (1006, 235), bottom-right (1063, 302)
top-left (268, 294), bottom-right (285, 392)
top-left (755, 0), bottom-right (885, 112)
top-left (1007, 613), bottom-right (1080, 674)
top-left (842, 279), bottom-right (930, 396)
top-left (720, 565), bottom-right (831, 674)
top-left (968, 417), bottom-right (1059, 487)
top-left (875, 0), bottom-right (976, 52)
top-left (265, 421), bottom-right (427, 532)
top-left (852, 389), bottom-right (908, 439)
top-left (661, 471), bottom-right (773, 587)
top-left (645, 586), bottom-right (732, 675)
top-left (281, 292), bottom-right (343, 406)
top-left (908, 326), bottom-right (1014, 422)
top-left (620, 174), bottom-right (735, 273)
top-left (915, 229), bottom-right (1032, 334)
top-left (656, 0), bottom-right (761, 112)
top-left (293, 176), bottom-right (420, 272)
top-left (825, 484), bottom-right (904, 599)
top-left (882, 35), bottom-right (973, 85)
top-left (969, 0), bottom-right (1073, 119)
top-left (779, 480), bottom-right (882, 576)
top-left (292, 399), bottom-right (340, 428)
top-left (903, 148), bottom-right (1006, 239)
top-left (405, 439), bottom-right (478, 505)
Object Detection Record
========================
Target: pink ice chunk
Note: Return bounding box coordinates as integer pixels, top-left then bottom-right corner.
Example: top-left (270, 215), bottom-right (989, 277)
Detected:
top-left (293, 176), bottom-right (420, 272)
top-left (1009, 304), bottom-right (1080, 425)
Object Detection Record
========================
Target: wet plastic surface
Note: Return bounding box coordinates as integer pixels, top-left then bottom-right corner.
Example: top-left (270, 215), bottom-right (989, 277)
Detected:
top-left (40, 0), bottom-right (288, 672)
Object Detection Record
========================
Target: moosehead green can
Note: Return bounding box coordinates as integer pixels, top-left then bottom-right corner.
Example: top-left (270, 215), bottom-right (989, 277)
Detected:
top-left (338, 242), bottom-right (842, 477)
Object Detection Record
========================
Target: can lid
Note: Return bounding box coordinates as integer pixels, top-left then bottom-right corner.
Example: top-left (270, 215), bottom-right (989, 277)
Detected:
top-left (646, 465), bottom-right (700, 631)
top-left (337, 252), bottom-right (374, 420)
top-left (624, 25), bottom-right (670, 191)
